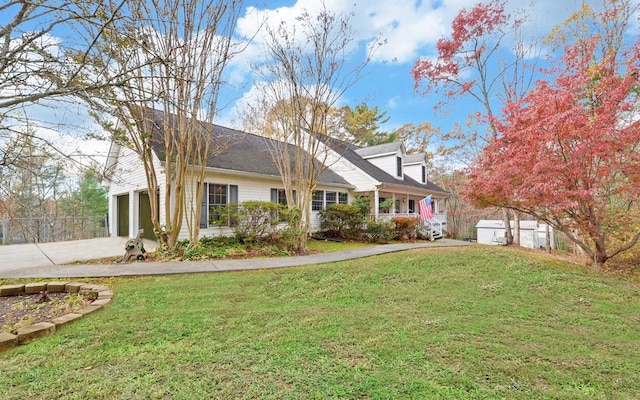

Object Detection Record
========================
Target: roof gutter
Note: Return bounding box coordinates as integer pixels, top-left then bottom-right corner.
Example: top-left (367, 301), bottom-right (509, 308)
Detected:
top-left (164, 162), bottom-right (355, 190)
top-left (376, 182), bottom-right (450, 197)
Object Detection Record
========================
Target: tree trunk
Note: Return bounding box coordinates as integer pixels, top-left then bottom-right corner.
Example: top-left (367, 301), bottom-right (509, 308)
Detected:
top-left (545, 224), bottom-right (551, 253)
top-left (591, 240), bottom-right (608, 272)
top-left (513, 212), bottom-right (520, 246)
top-left (502, 208), bottom-right (513, 245)
top-left (592, 254), bottom-right (607, 272)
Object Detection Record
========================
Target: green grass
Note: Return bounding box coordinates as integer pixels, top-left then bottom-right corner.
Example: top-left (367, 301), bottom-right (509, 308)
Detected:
top-left (1, 246), bottom-right (639, 399)
top-left (306, 237), bottom-right (376, 253)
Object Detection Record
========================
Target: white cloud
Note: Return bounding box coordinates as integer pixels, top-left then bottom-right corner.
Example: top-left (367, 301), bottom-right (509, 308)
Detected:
top-left (233, 0), bottom-right (594, 68)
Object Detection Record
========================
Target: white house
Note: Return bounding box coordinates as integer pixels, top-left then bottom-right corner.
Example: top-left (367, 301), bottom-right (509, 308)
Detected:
top-left (475, 220), bottom-right (554, 249)
top-left (102, 109), bottom-right (449, 240)
top-left (314, 135), bottom-right (449, 238)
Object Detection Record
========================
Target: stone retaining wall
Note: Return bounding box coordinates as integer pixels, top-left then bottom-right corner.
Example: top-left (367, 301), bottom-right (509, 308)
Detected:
top-left (0, 282), bottom-right (112, 352)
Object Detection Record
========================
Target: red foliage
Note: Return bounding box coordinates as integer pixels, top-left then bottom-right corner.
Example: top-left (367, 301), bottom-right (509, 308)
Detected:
top-left (412, 0), bottom-right (510, 97)
top-left (465, 1), bottom-right (640, 268)
top-left (392, 217), bottom-right (418, 241)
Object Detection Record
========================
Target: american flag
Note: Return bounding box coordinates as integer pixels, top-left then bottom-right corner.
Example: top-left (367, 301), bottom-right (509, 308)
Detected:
top-left (418, 195), bottom-right (433, 221)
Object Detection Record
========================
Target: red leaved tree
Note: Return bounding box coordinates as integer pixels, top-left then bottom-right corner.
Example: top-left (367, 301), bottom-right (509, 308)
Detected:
top-left (412, 0), bottom-right (536, 245)
top-left (466, 0), bottom-right (640, 270)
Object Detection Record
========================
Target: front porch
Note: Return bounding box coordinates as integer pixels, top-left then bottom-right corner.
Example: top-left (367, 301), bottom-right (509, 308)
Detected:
top-left (374, 213), bottom-right (446, 240)
top-left (360, 190), bottom-right (448, 240)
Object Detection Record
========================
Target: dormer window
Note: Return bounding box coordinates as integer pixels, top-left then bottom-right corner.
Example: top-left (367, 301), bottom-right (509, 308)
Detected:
top-left (396, 156), bottom-right (403, 178)
top-left (421, 165), bottom-right (426, 183)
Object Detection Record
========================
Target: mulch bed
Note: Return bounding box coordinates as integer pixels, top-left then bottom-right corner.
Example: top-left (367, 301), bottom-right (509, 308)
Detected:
top-left (0, 292), bottom-right (91, 334)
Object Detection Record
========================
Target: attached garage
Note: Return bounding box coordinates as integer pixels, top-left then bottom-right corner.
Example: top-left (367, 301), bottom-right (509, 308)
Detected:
top-left (116, 194), bottom-right (129, 237)
top-left (138, 192), bottom-right (156, 241)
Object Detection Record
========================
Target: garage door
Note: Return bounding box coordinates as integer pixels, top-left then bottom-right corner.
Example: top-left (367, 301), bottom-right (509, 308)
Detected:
top-left (138, 192), bottom-right (157, 241)
top-left (117, 194), bottom-right (129, 237)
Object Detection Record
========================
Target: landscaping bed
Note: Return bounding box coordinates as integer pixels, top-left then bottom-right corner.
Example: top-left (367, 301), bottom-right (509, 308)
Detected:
top-left (0, 282), bottom-right (112, 352)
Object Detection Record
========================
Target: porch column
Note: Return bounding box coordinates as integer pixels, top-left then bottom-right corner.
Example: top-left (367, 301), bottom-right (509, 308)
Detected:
top-left (374, 189), bottom-right (379, 220)
top-left (391, 193), bottom-right (396, 215)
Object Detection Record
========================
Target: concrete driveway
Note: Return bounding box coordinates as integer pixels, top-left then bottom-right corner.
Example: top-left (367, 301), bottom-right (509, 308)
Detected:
top-left (0, 237), bottom-right (158, 275)
top-left (0, 238), bottom-right (471, 278)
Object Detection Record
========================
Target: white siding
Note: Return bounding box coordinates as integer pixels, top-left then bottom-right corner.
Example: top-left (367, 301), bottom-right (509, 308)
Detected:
top-left (365, 149), bottom-right (403, 180)
top-left (106, 142), bottom-right (353, 241)
top-left (308, 184), bottom-right (351, 232)
top-left (180, 171), bottom-right (350, 240)
top-left (180, 172), bottom-right (284, 239)
top-left (106, 145), bottom-right (166, 238)
top-left (316, 140), bottom-right (379, 192)
top-left (405, 163), bottom-right (425, 184)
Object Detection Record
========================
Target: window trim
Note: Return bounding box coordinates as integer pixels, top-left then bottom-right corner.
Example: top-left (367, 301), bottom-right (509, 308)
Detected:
top-left (325, 191), bottom-right (337, 207)
top-left (338, 192), bottom-right (348, 204)
top-left (312, 190), bottom-right (324, 211)
top-left (200, 183), bottom-right (238, 227)
top-left (312, 190), bottom-right (349, 211)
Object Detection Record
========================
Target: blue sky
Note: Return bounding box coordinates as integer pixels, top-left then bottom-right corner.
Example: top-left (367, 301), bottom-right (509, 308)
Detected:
top-left (0, 0), bottom-right (627, 166)
top-left (219, 0), bottom-right (607, 136)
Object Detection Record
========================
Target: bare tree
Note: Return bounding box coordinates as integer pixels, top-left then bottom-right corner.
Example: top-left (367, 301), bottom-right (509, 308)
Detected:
top-left (0, 128), bottom-right (68, 242)
top-left (0, 0), bottom-right (127, 167)
top-left (85, 0), bottom-right (246, 248)
top-left (244, 2), bottom-right (380, 252)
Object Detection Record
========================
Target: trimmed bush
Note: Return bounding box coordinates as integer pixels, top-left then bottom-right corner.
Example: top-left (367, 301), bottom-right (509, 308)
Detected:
top-left (392, 217), bottom-right (418, 241)
top-left (237, 201), bottom-right (289, 242)
top-left (215, 201), bottom-right (290, 243)
top-left (364, 220), bottom-right (395, 244)
top-left (319, 203), bottom-right (368, 239)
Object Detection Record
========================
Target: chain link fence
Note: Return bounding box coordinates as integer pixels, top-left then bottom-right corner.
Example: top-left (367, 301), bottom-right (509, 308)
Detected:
top-left (1, 215), bottom-right (109, 245)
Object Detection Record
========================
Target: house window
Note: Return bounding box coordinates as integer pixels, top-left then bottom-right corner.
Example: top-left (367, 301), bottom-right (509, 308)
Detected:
top-left (408, 199), bottom-right (415, 213)
top-left (396, 156), bottom-right (403, 177)
top-left (326, 191), bottom-right (337, 207)
top-left (421, 165), bottom-right (426, 183)
top-left (338, 192), bottom-right (348, 204)
top-left (312, 190), bottom-right (324, 211)
top-left (200, 183), bottom-right (238, 227)
top-left (271, 188), bottom-right (295, 206)
top-left (311, 190), bottom-right (348, 211)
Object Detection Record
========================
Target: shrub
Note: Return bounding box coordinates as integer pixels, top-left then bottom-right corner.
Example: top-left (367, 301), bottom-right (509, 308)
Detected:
top-left (319, 203), bottom-right (368, 239)
top-left (209, 205), bottom-right (236, 227)
top-left (364, 220), bottom-right (395, 244)
top-left (216, 201), bottom-right (289, 243)
top-left (392, 217), bottom-right (418, 241)
top-left (352, 195), bottom-right (371, 215)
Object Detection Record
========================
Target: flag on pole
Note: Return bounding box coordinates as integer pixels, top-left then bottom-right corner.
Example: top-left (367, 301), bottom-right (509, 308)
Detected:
top-left (418, 195), bottom-right (433, 221)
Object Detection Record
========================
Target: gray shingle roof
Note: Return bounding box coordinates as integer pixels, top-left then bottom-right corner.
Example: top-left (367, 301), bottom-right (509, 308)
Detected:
top-left (403, 153), bottom-right (426, 165)
top-left (320, 135), bottom-right (449, 194)
top-left (354, 141), bottom-right (402, 157)
top-left (145, 108), bottom-right (350, 187)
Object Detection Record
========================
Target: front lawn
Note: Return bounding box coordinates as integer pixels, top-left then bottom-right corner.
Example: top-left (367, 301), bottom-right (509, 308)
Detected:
top-left (1, 246), bottom-right (638, 399)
